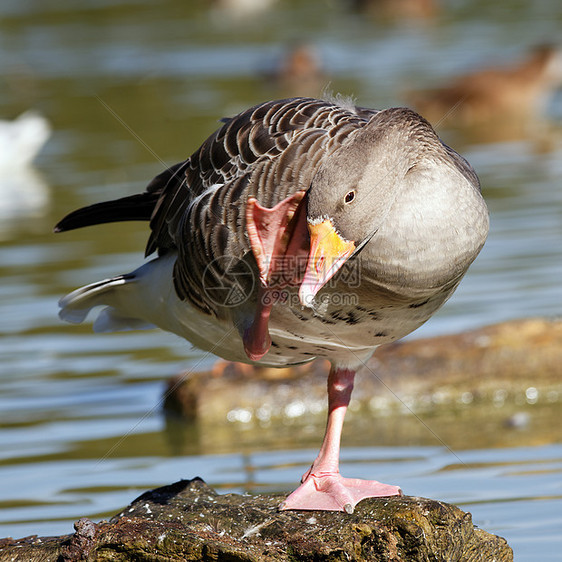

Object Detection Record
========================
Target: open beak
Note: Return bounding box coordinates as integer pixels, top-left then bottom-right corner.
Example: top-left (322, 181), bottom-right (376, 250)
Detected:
top-left (298, 219), bottom-right (355, 307)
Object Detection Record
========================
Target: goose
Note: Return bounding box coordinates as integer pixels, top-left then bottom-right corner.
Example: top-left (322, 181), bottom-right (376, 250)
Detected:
top-left (55, 96), bottom-right (489, 512)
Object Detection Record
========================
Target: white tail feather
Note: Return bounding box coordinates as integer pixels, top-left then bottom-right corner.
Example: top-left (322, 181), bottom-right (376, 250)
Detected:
top-left (59, 256), bottom-right (177, 334)
top-left (93, 307), bottom-right (154, 332)
top-left (58, 275), bottom-right (155, 332)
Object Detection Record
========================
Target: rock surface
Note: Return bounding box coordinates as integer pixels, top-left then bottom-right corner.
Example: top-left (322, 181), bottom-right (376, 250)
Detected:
top-left (0, 478), bottom-right (513, 561)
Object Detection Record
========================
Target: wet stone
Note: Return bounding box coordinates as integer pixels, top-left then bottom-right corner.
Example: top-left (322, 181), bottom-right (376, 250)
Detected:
top-left (0, 478), bottom-right (512, 561)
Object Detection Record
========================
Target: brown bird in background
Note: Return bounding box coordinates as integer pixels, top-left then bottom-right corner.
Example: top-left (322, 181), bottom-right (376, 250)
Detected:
top-left (409, 45), bottom-right (562, 128)
top-left (351, 0), bottom-right (438, 22)
top-left (268, 43), bottom-right (327, 99)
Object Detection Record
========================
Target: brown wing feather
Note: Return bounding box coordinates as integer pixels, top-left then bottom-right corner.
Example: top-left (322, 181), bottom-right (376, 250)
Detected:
top-left (56, 97), bottom-right (377, 315)
top-left (169, 98), bottom-right (373, 311)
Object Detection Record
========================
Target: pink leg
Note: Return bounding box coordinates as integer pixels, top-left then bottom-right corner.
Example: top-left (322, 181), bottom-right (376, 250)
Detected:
top-left (279, 366), bottom-right (401, 513)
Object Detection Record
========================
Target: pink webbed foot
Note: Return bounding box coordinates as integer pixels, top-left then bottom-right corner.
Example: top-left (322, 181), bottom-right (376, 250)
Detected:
top-left (279, 472), bottom-right (402, 513)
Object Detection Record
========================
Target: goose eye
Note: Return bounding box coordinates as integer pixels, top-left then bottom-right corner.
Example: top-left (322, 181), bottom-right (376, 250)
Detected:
top-left (344, 190), bottom-right (355, 204)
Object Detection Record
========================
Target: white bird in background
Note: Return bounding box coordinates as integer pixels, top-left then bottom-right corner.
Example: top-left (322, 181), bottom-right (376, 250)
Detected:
top-left (0, 110), bottom-right (52, 226)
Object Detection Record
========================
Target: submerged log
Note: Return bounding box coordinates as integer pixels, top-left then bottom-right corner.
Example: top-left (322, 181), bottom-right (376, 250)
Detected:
top-left (163, 318), bottom-right (562, 452)
top-left (165, 317), bottom-right (562, 424)
top-left (0, 478), bottom-right (512, 561)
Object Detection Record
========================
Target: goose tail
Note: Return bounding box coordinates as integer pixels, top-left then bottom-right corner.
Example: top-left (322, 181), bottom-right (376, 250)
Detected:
top-left (58, 273), bottom-right (154, 332)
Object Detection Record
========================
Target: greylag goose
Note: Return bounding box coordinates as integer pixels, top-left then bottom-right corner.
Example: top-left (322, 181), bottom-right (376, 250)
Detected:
top-left (55, 96), bottom-right (489, 513)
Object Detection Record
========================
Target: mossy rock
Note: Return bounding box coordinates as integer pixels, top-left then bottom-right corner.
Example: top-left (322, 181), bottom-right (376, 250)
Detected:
top-left (0, 478), bottom-right (512, 561)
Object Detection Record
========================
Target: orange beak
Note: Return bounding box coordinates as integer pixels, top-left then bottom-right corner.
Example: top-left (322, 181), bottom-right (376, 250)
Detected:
top-left (299, 219), bottom-right (355, 307)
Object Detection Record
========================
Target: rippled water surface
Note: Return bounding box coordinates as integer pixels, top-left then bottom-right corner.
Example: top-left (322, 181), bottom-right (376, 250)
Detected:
top-left (1, 2), bottom-right (561, 560)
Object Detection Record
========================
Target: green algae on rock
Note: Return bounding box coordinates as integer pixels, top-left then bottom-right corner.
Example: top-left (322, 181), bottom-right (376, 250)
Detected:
top-left (0, 478), bottom-right (512, 561)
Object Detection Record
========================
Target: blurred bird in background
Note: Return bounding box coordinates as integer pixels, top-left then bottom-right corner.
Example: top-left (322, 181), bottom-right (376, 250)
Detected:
top-left (408, 44), bottom-right (562, 129)
top-left (0, 111), bottom-right (51, 230)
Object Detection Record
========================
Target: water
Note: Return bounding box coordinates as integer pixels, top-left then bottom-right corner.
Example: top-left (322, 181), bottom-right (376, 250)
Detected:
top-left (1, 1), bottom-right (561, 559)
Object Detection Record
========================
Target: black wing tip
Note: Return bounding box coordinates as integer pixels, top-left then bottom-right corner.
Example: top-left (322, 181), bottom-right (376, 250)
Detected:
top-left (53, 193), bottom-right (158, 234)
top-left (53, 206), bottom-right (96, 233)
top-left (53, 211), bottom-right (81, 233)
top-left (54, 161), bottom-right (185, 235)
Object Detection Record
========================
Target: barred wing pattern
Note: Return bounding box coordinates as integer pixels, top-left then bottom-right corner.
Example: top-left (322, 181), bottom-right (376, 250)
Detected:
top-left (55, 95), bottom-right (490, 513)
top-left (145, 98), bottom-right (379, 315)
